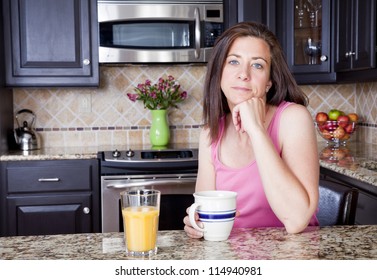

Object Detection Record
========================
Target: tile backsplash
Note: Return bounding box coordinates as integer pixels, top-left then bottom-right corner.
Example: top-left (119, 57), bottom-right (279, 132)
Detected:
top-left (13, 66), bottom-right (377, 148)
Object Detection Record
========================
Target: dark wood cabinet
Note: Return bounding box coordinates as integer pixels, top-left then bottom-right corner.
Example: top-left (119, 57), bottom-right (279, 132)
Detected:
top-left (277, 0), bottom-right (336, 84)
top-left (0, 1), bottom-right (14, 154)
top-left (273, 0), bottom-right (377, 84)
top-left (224, 0), bottom-right (276, 32)
top-left (7, 194), bottom-right (92, 236)
top-left (320, 167), bottom-right (377, 225)
top-left (2, 0), bottom-right (99, 87)
top-left (0, 159), bottom-right (100, 237)
top-left (333, 0), bottom-right (376, 72)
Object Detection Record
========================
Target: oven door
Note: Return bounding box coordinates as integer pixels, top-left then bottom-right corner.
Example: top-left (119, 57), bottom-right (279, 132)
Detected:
top-left (101, 173), bottom-right (196, 232)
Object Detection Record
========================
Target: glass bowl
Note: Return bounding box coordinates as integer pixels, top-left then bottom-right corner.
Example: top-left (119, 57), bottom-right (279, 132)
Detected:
top-left (315, 120), bottom-right (357, 147)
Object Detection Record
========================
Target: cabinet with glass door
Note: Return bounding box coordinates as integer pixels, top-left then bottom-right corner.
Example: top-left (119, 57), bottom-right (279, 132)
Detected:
top-left (277, 0), bottom-right (335, 84)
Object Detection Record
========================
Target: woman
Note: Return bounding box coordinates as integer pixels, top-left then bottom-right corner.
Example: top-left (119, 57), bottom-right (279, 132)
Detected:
top-left (184, 22), bottom-right (319, 237)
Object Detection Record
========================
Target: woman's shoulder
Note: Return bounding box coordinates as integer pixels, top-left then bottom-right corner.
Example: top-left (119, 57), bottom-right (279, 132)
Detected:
top-left (280, 102), bottom-right (312, 119)
top-left (279, 103), bottom-right (314, 133)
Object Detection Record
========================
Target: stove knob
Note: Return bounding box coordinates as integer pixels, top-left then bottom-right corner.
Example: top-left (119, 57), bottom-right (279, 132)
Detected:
top-left (126, 149), bottom-right (135, 157)
top-left (112, 149), bottom-right (121, 158)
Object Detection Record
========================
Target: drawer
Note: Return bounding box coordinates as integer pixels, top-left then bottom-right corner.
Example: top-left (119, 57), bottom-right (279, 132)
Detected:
top-left (355, 192), bottom-right (377, 225)
top-left (6, 161), bottom-right (93, 193)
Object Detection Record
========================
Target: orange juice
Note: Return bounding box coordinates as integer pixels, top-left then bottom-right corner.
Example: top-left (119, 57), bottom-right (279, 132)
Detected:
top-left (122, 206), bottom-right (159, 252)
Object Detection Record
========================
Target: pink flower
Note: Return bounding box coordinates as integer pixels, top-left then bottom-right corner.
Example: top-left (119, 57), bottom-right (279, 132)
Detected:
top-left (127, 93), bottom-right (138, 102)
top-left (126, 75), bottom-right (188, 110)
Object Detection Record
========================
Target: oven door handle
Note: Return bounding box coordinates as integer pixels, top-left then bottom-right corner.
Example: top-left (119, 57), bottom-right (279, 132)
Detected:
top-left (106, 178), bottom-right (196, 189)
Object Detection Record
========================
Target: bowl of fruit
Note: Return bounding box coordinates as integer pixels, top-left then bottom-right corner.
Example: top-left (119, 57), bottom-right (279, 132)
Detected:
top-left (315, 109), bottom-right (359, 147)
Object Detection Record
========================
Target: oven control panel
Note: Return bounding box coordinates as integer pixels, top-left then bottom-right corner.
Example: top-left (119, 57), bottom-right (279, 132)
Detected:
top-left (101, 148), bottom-right (198, 163)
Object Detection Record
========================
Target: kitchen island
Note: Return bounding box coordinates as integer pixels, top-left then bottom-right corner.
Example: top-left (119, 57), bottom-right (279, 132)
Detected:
top-left (1, 226), bottom-right (377, 260)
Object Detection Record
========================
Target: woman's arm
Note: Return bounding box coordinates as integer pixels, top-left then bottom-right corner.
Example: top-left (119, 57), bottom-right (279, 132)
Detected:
top-left (251, 104), bottom-right (319, 233)
top-left (233, 99), bottom-right (319, 233)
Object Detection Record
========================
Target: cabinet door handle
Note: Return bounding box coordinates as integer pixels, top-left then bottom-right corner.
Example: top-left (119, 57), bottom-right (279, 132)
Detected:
top-left (83, 59), bottom-right (90, 65)
top-left (320, 55), bottom-right (328, 62)
top-left (38, 178), bottom-right (60, 182)
top-left (345, 51), bottom-right (356, 57)
top-left (83, 207), bottom-right (90, 214)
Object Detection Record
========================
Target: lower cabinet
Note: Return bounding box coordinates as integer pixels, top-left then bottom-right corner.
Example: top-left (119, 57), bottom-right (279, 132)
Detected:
top-left (320, 167), bottom-right (377, 225)
top-left (0, 159), bottom-right (100, 237)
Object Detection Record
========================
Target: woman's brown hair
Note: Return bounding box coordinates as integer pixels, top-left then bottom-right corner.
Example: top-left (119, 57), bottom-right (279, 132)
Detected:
top-left (203, 21), bottom-right (308, 143)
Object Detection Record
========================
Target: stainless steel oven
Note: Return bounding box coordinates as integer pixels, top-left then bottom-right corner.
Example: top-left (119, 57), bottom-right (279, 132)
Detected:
top-left (98, 147), bottom-right (198, 232)
top-left (98, 0), bottom-right (224, 63)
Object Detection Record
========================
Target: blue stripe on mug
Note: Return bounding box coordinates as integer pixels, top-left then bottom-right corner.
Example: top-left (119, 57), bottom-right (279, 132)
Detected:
top-left (197, 209), bottom-right (236, 220)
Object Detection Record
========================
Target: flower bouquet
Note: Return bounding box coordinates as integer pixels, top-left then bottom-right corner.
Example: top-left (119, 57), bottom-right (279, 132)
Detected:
top-left (127, 75), bottom-right (188, 146)
top-left (127, 75), bottom-right (187, 110)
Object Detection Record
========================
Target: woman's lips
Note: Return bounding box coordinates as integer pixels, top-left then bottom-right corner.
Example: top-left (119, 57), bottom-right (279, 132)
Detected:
top-left (231, 86), bottom-right (251, 92)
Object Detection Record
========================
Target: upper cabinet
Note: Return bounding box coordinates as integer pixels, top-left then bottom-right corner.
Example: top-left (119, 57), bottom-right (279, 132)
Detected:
top-left (233, 0), bottom-right (376, 84)
top-left (2, 0), bottom-right (99, 87)
top-left (277, 0), bottom-right (336, 84)
top-left (0, 1), bottom-right (14, 154)
top-left (225, 0), bottom-right (276, 32)
top-left (333, 0), bottom-right (376, 72)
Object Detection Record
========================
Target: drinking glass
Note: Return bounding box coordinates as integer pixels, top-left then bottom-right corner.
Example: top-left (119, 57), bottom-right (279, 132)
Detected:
top-left (120, 189), bottom-right (161, 257)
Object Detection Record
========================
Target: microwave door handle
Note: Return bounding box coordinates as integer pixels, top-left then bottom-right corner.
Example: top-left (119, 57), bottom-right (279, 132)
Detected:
top-left (194, 7), bottom-right (201, 59)
top-left (106, 178), bottom-right (196, 189)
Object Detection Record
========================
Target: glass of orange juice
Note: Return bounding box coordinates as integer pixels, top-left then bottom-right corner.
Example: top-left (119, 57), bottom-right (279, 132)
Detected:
top-left (120, 189), bottom-right (160, 257)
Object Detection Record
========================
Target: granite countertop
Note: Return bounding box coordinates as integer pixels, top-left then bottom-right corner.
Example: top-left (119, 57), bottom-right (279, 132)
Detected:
top-left (1, 226), bottom-right (377, 260)
top-left (1, 141), bottom-right (377, 187)
top-left (0, 143), bottom-right (199, 161)
top-left (318, 141), bottom-right (377, 187)
top-left (0, 146), bottom-right (99, 161)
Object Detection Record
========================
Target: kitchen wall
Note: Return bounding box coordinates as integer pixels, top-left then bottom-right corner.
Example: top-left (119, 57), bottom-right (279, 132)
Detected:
top-left (13, 66), bottom-right (377, 148)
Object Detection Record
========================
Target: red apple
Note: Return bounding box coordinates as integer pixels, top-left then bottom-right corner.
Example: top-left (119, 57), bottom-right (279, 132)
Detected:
top-left (342, 133), bottom-right (351, 140)
top-left (337, 115), bottom-right (350, 128)
top-left (315, 112), bottom-right (329, 124)
top-left (333, 126), bottom-right (345, 139)
top-left (344, 123), bottom-right (355, 134)
top-left (324, 121), bottom-right (338, 131)
top-left (321, 129), bottom-right (332, 140)
top-left (348, 113), bottom-right (359, 123)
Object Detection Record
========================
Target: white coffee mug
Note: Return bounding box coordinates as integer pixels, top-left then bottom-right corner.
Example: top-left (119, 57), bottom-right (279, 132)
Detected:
top-left (188, 190), bottom-right (237, 241)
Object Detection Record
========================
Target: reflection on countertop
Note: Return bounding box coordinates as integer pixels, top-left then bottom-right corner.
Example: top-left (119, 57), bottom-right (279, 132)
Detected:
top-left (1, 226), bottom-right (377, 260)
top-left (318, 141), bottom-right (377, 187)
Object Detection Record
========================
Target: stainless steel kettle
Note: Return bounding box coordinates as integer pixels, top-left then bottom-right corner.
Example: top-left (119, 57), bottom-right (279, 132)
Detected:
top-left (14, 109), bottom-right (40, 150)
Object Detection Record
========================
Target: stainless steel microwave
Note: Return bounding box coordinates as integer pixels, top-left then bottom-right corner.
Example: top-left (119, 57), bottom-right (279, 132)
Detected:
top-left (98, 0), bottom-right (224, 64)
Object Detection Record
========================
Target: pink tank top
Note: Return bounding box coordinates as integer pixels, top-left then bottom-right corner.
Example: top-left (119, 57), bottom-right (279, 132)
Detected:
top-left (211, 101), bottom-right (319, 228)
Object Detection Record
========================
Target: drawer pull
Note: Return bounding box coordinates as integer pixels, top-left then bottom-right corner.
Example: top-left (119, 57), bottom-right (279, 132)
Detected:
top-left (38, 178), bottom-right (60, 182)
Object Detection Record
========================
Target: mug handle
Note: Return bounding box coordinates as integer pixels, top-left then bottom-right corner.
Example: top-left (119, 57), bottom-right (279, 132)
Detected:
top-left (188, 203), bottom-right (205, 232)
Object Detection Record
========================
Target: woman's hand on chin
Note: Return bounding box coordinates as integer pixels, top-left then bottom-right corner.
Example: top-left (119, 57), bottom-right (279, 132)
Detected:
top-left (231, 97), bottom-right (266, 134)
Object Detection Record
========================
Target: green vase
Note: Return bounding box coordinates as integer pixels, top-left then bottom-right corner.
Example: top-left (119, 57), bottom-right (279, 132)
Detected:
top-left (150, 109), bottom-right (170, 147)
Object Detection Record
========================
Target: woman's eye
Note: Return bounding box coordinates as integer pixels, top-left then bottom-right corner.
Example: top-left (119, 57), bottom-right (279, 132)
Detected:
top-left (228, 59), bottom-right (239, 65)
top-left (252, 63), bottom-right (263, 69)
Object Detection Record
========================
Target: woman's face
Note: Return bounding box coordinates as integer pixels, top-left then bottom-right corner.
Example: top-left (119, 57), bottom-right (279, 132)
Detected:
top-left (220, 36), bottom-right (272, 108)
